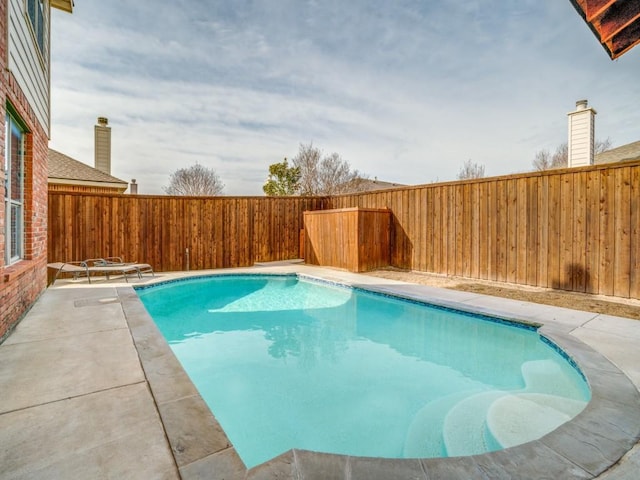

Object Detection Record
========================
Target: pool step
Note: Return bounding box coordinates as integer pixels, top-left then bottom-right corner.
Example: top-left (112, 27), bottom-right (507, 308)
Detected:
top-left (486, 393), bottom-right (587, 448)
top-left (403, 391), bottom-right (478, 458)
top-left (405, 360), bottom-right (588, 458)
top-left (520, 359), bottom-right (586, 398)
top-left (442, 391), bottom-right (508, 456)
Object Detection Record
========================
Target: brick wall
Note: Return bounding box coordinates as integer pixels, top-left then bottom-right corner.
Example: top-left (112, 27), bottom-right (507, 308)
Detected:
top-left (0, 0), bottom-right (6, 275)
top-left (0, 0), bottom-right (49, 340)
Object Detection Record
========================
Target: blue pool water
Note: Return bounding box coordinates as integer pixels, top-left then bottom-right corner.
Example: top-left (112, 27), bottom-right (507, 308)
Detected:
top-left (137, 275), bottom-right (590, 468)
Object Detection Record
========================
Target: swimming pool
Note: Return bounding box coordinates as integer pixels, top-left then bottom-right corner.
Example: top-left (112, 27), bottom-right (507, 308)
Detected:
top-left (137, 274), bottom-right (590, 469)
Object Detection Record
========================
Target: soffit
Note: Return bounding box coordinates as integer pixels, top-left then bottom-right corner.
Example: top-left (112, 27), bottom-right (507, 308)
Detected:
top-left (569, 0), bottom-right (640, 59)
top-left (51, 0), bottom-right (73, 14)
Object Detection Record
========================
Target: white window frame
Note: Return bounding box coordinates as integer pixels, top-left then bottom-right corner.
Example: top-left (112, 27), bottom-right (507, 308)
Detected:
top-left (4, 112), bottom-right (25, 265)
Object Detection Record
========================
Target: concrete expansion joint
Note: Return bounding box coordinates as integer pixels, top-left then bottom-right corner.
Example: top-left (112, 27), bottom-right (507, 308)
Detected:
top-left (73, 296), bottom-right (121, 308)
top-left (579, 313), bottom-right (604, 329)
top-left (1, 324), bottom-right (130, 348)
top-left (57, 326), bottom-right (132, 342)
top-left (0, 381), bottom-right (147, 417)
top-left (152, 391), bottom-right (200, 408)
top-left (540, 444), bottom-right (593, 478)
top-left (594, 450), bottom-right (631, 479)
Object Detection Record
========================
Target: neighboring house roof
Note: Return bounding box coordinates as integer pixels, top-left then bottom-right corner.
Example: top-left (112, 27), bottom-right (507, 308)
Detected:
top-left (48, 149), bottom-right (128, 191)
top-left (595, 141), bottom-right (640, 165)
top-left (340, 178), bottom-right (406, 194)
top-left (354, 178), bottom-right (406, 192)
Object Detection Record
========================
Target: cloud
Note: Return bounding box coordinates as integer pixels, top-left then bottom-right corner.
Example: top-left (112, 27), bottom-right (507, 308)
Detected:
top-left (49, 1), bottom-right (640, 194)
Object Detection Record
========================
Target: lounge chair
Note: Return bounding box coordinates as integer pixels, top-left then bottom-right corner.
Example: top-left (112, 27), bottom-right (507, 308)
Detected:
top-left (86, 257), bottom-right (155, 281)
top-left (48, 257), bottom-right (154, 284)
top-left (47, 261), bottom-right (91, 283)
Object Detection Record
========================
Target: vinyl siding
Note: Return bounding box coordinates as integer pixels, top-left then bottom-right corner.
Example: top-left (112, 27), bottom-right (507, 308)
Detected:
top-left (7, 0), bottom-right (50, 134)
top-left (568, 111), bottom-right (595, 167)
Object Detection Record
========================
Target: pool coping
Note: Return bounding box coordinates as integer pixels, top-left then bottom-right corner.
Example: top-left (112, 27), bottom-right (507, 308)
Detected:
top-left (119, 267), bottom-right (640, 479)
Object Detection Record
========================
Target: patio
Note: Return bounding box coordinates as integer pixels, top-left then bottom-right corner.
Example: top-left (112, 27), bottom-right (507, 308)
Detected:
top-left (1, 263), bottom-right (639, 479)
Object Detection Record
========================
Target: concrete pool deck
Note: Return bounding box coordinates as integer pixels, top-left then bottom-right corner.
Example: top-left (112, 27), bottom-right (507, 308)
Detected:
top-left (1, 263), bottom-right (639, 479)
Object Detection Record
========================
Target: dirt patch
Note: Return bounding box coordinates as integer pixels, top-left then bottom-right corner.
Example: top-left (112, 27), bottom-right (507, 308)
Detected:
top-left (367, 268), bottom-right (640, 321)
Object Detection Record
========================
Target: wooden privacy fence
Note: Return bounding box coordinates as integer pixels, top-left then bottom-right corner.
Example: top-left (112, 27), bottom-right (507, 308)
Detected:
top-left (329, 160), bottom-right (640, 299)
top-left (48, 193), bottom-right (326, 272)
top-left (48, 160), bottom-right (640, 299)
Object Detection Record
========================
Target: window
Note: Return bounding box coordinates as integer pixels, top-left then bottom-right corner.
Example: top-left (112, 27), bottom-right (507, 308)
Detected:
top-left (4, 112), bottom-right (25, 264)
top-left (26, 0), bottom-right (46, 58)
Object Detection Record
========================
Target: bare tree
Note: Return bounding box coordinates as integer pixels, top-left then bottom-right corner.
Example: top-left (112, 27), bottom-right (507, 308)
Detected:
top-left (163, 163), bottom-right (224, 196)
top-left (551, 143), bottom-right (568, 167)
top-left (532, 149), bottom-right (553, 171)
top-left (596, 137), bottom-right (612, 154)
top-left (292, 143), bottom-right (364, 195)
top-left (457, 159), bottom-right (485, 180)
top-left (533, 138), bottom-right (612, 171)
top-left (317, 152), bottom-right (363, 195)
top-left (291, 143), bottom-right (322, 195)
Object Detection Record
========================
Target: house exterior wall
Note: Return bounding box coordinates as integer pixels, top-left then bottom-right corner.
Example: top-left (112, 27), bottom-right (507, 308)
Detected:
top-left (1, 0), bottom-right (51, 341)
top-left (7, 0), bottom-right (50, 134)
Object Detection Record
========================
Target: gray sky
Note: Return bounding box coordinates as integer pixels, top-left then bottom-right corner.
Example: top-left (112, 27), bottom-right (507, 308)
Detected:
top-left (49, 1), bottom-right (640, 195)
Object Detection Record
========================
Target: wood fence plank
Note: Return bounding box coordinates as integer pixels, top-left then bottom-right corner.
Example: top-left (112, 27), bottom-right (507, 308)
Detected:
top-left (516, 178), bottom-right (528, 285)
top-left (630, 167), bottom-right (640, 299)
top-left (424, 187), bottom-right (434, 272)
top-left (547, 174), bottom-right (561, 289)
top-left (476, 182), bottom-right (486, 279)
top-left (413, 189), bottom-right (422, 270)
top-left (537, 175), bottom-right (549, 288)
top-left (506, 179), bottom-right (518, 283)
top-left (558, 174), bottom-right (574, 290)
top-left (526, 177), bottom-right (538, 286)
top-left (599, 169), bottom-right (615, 295)
top-left (433, 186), bottom-right (443, 273)
top-left (614, 168), bottom-right (631, 297)
top-left (486, 181), bottom-right (497, 281)
top-left (572, 172), bottom-right (587, 292)
top-left (454, 184), bottom-right (464, 276)
top-left (496, 180), bottom-right (507, 282)
top-left (463, 183), bottom-right (472, 278)
top-left (446, 186), bottom-right (456, 275)
top-left (585, 170), bottom-right (600, 294)
top-left (467, 183), bottom-right (475, 278)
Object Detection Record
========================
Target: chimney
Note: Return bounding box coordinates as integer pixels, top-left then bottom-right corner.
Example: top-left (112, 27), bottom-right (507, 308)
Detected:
top-left (129, 179), bottom-right (138, 195)
top-left (94, 116), bottom-right (111, 174)
top-left (567, 100), bottom-right (596, 167)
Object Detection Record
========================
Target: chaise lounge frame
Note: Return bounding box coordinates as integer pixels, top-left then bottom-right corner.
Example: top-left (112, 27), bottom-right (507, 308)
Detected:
top-left (48, 257), bottom-right (154, 284)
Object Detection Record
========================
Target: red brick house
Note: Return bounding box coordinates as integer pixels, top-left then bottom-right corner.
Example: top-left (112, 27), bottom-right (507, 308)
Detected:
top-left (1, 0), bottom-right (73, 340)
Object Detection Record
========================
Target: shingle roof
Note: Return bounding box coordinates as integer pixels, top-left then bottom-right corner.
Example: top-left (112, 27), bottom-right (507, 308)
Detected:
top-left (352, 178), bottom-right (406, 192)
top-left (338, 177), bottom-right (406, 194)
top-left (48, 149), bottom-right (127, 185)
top-left (595, 141), bottom-right (640, 165)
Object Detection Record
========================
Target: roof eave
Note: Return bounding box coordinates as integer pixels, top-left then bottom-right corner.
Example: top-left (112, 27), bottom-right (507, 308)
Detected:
top-left (569, 0), bottom-right (640, 59)
top-left (51, 0), bottom-right (73, 13)
top-left (48, 178), bottom-right (128, 189)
